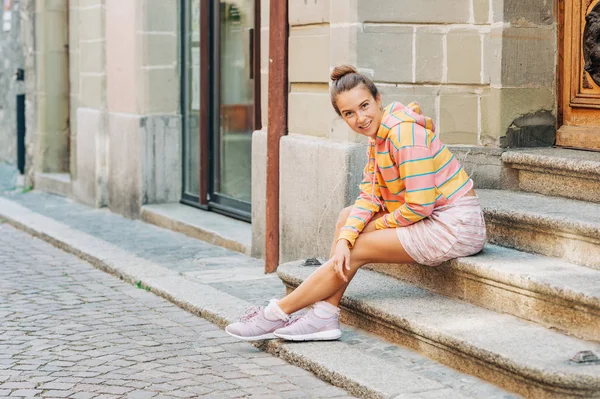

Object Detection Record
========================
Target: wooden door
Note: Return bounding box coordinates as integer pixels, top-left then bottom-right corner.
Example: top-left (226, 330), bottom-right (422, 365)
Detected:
top-left (559, 0), bottom-right (600, 150)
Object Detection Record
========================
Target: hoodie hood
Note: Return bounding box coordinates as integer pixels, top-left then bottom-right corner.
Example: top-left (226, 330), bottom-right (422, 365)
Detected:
top-left (375, 101), bottom-right (435, 142)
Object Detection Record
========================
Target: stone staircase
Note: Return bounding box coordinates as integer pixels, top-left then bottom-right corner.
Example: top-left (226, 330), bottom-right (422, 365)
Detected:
top-left (278, 148), bottom-right (600, 398)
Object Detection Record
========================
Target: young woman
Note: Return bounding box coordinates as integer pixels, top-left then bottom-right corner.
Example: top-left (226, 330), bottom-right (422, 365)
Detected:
top-left (226, 65), bottom-right (487, 342)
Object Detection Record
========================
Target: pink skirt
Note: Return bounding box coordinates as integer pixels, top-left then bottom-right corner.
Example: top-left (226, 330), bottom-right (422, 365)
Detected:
top-left (395, 195), bottom-right (487, 266)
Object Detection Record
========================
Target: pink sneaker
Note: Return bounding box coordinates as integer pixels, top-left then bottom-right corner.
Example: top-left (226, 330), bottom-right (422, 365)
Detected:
top-left (225, 307), bottom-right (287, 341)
top-left (273, 308), bottom-right (342, 341)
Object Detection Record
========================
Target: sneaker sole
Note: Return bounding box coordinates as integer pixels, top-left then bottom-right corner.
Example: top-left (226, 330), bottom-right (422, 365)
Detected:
top-left (225, 327), bottom-right (277, 341)
top-left (273, 329), bottom-right (342, 341)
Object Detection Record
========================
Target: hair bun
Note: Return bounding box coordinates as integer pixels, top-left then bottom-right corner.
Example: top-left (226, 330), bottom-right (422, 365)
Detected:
top-left (330, 65), bottom-right (357, 82)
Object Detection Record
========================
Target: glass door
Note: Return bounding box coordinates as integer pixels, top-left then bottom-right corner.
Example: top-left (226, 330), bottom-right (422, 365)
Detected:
top-left (182, 0), bottom-right (201, 199)
top-left (211, 0), bottom-right (254, 219)
top-left (181, 0), bottom-right (257, 222)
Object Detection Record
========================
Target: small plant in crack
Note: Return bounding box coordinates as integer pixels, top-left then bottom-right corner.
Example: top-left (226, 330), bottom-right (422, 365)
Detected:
top-left (135, 281), bottom-right (151, 291)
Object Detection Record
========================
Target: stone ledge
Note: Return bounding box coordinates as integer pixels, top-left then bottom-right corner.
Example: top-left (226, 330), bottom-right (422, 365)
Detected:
top-left (479, 189), bottom-right (600, 269)
top-left (34, 172), bottom-right (72, 197)
top-left (367, 243), bottom-right (600, 342)
top-left (278, 261), bottom-right (600, 398)
top-left (0, 196), bottom-right (512, 399)
top-left (502, 148), bottom-right (600, 203)
top-left (140, 203), bottom-right (251, 256)
top-left (502, 148), bottom-right (600, 179)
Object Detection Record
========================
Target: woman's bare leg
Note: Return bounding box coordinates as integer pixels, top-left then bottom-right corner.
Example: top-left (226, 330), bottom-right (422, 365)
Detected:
top-left (277, 223), bottom-right (415, 315)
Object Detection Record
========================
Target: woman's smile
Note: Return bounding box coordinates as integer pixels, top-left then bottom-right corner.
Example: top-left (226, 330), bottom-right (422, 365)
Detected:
top-left (336, 85), bottom-right (383, 139)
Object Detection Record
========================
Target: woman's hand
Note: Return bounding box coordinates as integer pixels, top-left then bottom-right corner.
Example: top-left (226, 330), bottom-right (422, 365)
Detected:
top-left (331, 240), bottom-right (351, 282)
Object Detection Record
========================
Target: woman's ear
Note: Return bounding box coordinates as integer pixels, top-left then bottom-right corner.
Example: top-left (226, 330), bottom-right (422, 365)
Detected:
top-left (376, 93), bottom-right (382, 110)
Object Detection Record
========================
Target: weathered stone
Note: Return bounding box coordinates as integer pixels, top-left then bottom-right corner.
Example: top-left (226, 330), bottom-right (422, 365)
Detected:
top-left (289, 0), bottom-right (330, 26)
top-left (141, 203), bottom-right (251, 255)
top-left (140, 67), bottom-right (179, 114)
top-left (502, 147), bottom-right (600, 204)
top-left (501, 111), bottom-right (556, 148)
top-left (142, 34), bottom-right (178, 67)
top-left (77, 6), bottom-right (104, 41)
top-left (140, 115), bottom-right (182, 205)
top-left (378, 85), bottom-right (438, 123)
top-left (289, 27), bottom-right (330, 83)
top-left (439, 90), bottom-right (479, 145)
top-left (72, 108), bottom-right (104, 207)
top-left (78, 75), bottom-right (106, 109)
top-left (357, 0), bottom-right (471, 23)
top-left (447, 29), bottom-right (482, 84)
top-left (142, 0), bottom-right (178, 32)
top-left (449, 145), bottom-right (504, 189)
top-left (501, 26), bottom-right (555, 87)
top-left (288, 89), bottom-right (333, 138)
top-left (502, 0), bottom-right (553, 25)
top-left (481, 188), bottom-right (600, 271)
top-left (0, 1), bottom-right (25, 165)
top-left (279, 135), bottom-right (364, 262)
top-left (107, 113), bottom-right (142, 218)
top-left (481, 87), bottom-right (554, 145)
top-left (79, 41), bottom-right (105, 75)
top-left (279, 260), bottom-right (600, 398)
top-left (473, 0), bottom-right (490, 24)
top-left (415, 27), bottom-right (444, 84)
top-left (359, 25), bottom-right (413, 83)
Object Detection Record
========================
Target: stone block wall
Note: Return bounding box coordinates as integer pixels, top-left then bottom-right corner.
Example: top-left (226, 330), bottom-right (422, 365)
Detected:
top-left (70, 0), bottom-right (181, 217)
top-left (287, 0), bottom-right (556, 147)
top-left (0, 0), bottom-right (25, 165)
top-left (73, 0), bottom-right (107, 207)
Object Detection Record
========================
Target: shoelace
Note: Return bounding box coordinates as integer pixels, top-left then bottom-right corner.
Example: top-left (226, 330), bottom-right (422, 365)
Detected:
top-left (239, 306), bottom-right (261, 322)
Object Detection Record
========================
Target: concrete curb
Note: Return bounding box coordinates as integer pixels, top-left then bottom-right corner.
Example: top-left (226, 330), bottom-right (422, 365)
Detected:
top-left (278, 261), bottom-right (600, 399)
top-left (0, 197), bottom-right (512, 399)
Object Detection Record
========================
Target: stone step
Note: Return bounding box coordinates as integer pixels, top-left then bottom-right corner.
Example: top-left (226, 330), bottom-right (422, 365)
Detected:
top-left (278, 262), bottom-right (600, 399)
top-left (502, 148), bottom-right (600, 203)
top-left (365, 244), bottom-right (600, 342)
top-left (478, 189), bottom-right (600, 270)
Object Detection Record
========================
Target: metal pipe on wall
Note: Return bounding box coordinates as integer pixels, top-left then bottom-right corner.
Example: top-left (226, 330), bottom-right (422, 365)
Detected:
top-left (265, 0), bottom-right (288, 273)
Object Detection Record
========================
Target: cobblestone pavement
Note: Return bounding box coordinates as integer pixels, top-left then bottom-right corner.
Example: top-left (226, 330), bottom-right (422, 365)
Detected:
top-left (0, 224), bottom-right (354, 399)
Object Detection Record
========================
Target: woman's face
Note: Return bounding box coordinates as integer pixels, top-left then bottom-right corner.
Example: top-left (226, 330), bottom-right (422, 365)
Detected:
top-left (336, 85), bottom-right (383, 139)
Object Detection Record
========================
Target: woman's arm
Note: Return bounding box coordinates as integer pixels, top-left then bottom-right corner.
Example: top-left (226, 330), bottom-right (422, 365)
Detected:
top-left (337, 147), bottom-right (382, 247)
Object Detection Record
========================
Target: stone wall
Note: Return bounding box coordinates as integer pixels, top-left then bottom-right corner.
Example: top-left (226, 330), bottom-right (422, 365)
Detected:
top-left (0, 0), bottom-right (25, 165)
top-left (288, 0), bottom-right (556, 147)
top-left (70, 0), bottom-right (181, 218)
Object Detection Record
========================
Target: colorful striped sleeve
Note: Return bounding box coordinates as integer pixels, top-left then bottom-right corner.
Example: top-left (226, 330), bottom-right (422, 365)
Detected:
top-left (338, 158), bottom-right (382, 248)
top-left (375, 145), bottom-right (436, 229)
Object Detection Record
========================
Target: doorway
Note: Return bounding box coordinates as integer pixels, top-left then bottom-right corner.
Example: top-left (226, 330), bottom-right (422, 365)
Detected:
top-left (558, 0), bottom-right (600, 150)
top-left (181, 0), bottom-right (260, 221)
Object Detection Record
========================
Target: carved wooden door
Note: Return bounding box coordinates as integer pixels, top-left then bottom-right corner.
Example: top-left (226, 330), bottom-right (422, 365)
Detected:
top-left (559, 0), bottom-right (600, 150)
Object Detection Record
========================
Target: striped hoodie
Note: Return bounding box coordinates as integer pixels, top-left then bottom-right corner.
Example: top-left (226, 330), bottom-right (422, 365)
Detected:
top-left (338, 101), bottom-right (473, 248)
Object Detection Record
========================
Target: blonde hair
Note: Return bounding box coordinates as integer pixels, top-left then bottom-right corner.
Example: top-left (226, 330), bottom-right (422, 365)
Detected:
top-left (330, 65), bottom-right (379, 116)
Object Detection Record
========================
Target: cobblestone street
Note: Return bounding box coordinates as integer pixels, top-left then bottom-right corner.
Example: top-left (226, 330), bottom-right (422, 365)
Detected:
top-left (0, 224), bottom-right (353, 399)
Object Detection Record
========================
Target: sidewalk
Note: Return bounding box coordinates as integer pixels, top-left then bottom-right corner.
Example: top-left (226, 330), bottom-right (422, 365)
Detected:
top-left (0, 163), bottom-right (515, 399)
top-left (0, 223), bottom-right (353, 399)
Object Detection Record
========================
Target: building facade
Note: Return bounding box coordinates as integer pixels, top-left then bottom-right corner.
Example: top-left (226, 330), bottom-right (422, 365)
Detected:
top-left (0, 0), bottom-right (25, 167)
top-left (3, 0), bottom-right (599, 266)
